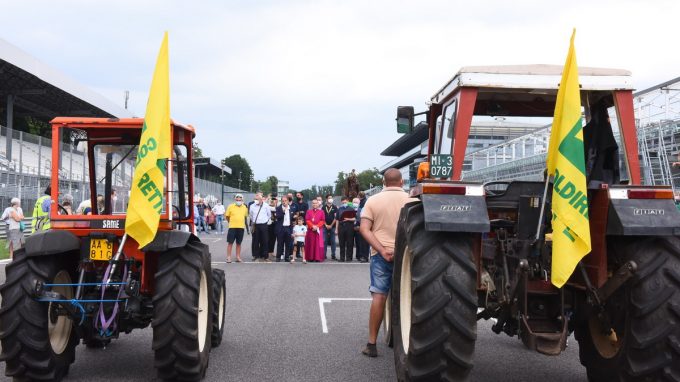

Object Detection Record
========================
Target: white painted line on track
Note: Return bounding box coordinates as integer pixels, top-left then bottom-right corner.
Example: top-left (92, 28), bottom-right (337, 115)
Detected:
top-left (0, 259), bottom-right (11, 264)
top-left (319, 297), bottom-right (372, 334)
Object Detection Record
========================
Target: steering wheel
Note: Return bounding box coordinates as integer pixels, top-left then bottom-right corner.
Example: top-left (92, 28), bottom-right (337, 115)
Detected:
top-left (484, 181), bottom-right (512, 196)
top-left (57, 204), bottom-right (69, 215)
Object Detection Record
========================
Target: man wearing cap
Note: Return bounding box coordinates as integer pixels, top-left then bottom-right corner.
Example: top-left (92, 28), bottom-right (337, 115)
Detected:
top-left (225, 194), bottom-right (248, 263)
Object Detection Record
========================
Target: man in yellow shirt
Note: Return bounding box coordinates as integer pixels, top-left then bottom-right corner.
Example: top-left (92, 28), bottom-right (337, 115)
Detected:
top-left (225, 193), bottom-right (248, 263)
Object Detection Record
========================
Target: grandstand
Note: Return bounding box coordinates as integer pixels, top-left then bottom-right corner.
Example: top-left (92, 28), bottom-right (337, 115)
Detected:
top-left (0, 37), bottom-right (235, 212)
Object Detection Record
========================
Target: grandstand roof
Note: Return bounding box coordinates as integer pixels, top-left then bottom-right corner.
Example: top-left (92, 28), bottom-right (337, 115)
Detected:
top-left (381, 121), bottom-right (429, 156)
top-left (0, 38), bottom-right (133, 120)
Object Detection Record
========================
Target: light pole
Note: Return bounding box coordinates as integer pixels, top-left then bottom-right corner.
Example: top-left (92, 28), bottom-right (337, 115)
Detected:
top-left (238, 171), bottom-right (242, 190)
top-left (220, 162), bottom-right (225, 203)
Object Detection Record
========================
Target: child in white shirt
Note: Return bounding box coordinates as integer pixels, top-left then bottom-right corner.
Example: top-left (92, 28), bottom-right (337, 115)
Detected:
top-left (291, 217), bottom-right (307, 264)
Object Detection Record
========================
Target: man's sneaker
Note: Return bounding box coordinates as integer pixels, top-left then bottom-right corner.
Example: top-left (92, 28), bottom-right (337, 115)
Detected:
top-left (361, 343), bottom-right (377, 358)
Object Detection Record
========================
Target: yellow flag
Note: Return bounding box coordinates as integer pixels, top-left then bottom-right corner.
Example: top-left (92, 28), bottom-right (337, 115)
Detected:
top-left (546, 30), bottom-right (591, 287)
top-left (125, 32), bottom-right (171, 249)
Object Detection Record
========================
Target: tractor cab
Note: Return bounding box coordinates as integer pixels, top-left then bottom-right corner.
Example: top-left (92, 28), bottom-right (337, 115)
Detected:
top-left (398, 64), bottom-right (640, 186)
top-left (49, 117), bottom-right (195, 243)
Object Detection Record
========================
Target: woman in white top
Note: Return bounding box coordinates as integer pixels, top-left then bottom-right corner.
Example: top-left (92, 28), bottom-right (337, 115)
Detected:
top-left (2, 198), bottom-right (25, 258)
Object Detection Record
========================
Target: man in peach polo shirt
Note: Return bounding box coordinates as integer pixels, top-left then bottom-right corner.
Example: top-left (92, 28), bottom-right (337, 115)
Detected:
top-left (359, 168), bottom-right (410, 357)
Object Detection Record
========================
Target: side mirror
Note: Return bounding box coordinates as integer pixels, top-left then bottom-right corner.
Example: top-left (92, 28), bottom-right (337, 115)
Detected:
top-left (396, 106), bottom-right (414, 133)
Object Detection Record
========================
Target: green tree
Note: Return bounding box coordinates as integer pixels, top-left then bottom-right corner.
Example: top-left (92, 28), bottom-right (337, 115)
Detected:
top-left (221, 154), bottom-right (253, 191)
top-left (357, 168), bottom-right (382, 190)
top-left (306, 184), bottom-right (334, 199)
top-left (192, 142), bottom-right (203, 158)
top-left (299, 189), bottom-right (312, 201)
top-left (24, 117), bottom-right (51, 137)
top-left (333, 171), bottom-right (345, 195)
top-left (319, 185), bottom-right (334, 196)
top-left (266, 176), bottom-right (278, 195)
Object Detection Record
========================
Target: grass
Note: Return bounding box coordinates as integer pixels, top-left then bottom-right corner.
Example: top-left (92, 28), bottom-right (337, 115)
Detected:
top-left (0, 240), bottom-right (10, 260)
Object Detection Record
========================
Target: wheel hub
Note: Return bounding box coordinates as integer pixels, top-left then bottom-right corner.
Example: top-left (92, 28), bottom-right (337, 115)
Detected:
top-left (48, 271), bottom-right (73, 355)
top-left (589, 315), bottom-right (621, 359)
top-left (400, 246), bottom-right (413, 354)
top-left (197, 270), bottom-right (209, 352)
top-left (218, 285), bottom-right (225, 330)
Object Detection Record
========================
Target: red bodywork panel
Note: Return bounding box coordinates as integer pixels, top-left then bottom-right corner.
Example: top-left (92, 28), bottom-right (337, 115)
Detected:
top-left (451, 87), bottom-right (478, 181)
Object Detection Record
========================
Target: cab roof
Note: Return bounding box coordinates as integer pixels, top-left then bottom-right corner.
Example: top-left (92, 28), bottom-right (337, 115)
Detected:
top-left (50, 117), bottom-right (195, 136)
top-left (432, 64), bottom-right (634, 104)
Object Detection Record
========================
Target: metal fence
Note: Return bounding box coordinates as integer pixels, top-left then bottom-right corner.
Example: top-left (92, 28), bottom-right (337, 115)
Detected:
top-left (0, 125), bottom-right (235, 215)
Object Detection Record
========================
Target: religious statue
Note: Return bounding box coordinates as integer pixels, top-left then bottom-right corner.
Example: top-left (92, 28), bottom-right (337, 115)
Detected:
top-left (344, 169), bottom-right (360, 198)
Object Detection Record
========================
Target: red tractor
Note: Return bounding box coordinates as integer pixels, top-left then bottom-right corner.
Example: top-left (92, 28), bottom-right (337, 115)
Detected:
top-left (389, 65), bottom-right (680, 381)
top-left (0, 117), bottom-right (227, 381)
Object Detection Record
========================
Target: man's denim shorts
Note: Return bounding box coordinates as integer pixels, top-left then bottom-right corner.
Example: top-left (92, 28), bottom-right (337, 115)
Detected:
top-left (369, 254), bottom-right (393, 295)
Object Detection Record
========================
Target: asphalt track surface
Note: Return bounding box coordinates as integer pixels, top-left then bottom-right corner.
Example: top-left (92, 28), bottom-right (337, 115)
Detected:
top-left (0, 231), bottom-right (587, 381)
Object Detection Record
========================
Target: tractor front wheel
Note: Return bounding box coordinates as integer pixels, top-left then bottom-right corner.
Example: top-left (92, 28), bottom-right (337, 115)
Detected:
top-left (0, 250), bottom-right (78, 381)
top-left (391, 202), bottom-right (477, 381)
top-left (575, 236), bottom-right (680, 381)
top-left (153, 241), bottom-right (213, 381)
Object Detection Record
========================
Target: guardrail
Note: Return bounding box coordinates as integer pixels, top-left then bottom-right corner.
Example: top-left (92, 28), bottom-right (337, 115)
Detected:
top-left (0, 218), bottom-right (34, 241)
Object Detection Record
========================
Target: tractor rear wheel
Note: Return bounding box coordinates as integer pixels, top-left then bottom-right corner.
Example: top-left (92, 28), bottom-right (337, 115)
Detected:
top-left (0, 250), bottom-right (78, 381)
top-left (384, 290), bottom-right (393, 348)
top-left (211, 268), bottom-right (226, 348)
top-left (153, 241), bottom-right (213, 381)
top-left (391, 202), bottom-right (477, 381)
top-left (575, 236), bottom-right (680, 382)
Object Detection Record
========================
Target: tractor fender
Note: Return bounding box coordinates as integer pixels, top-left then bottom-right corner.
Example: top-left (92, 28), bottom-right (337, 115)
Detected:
top-left (421, 194), bottom-right (490, 232)
top-left (142, 230), bottom-right (195, 252)
top-left (25, 230), bottom-right (81, 256)
top-left (607, 198), bottom-right (680, 235)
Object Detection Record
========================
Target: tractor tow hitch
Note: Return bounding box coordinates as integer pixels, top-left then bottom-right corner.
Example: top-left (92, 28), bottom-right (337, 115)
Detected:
top-left (596, 260), bottom-right (637, 303)
top-left (492, 259), bottom-right (529, 335)
top-left (579, 260), bottom-right (637, 335)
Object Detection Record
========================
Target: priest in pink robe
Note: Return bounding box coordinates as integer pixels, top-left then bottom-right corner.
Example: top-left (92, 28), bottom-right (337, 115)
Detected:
top-left (305, 199), bottom-right (326, 262)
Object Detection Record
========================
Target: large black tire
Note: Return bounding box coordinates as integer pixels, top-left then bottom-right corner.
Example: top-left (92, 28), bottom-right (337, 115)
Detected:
top-left (575, 236), bottom-right (680, 382)
top-left (0, 249), bottom-right (78, 381)
top-left (153, 241), bottom-right (213, 381)
top-left (391, 202), bottom-right (477, 381)
top-left (384, 290), bottom-right (393, 348)
top-left (211, 268), bottom-right (226, 348)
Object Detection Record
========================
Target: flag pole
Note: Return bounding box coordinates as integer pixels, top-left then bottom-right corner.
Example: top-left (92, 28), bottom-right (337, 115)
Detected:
top-left (534, 173), bottom-right (550, 244)
top-left (106, 233), bottom-right (128, 284)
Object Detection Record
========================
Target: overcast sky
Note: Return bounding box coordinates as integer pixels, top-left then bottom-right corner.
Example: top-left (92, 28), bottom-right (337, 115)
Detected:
top-left (3, 0), bottom-right (680, 189)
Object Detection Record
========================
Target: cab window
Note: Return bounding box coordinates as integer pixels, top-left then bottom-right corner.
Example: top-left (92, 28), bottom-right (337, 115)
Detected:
top-left (436, 100), bottom-right (457, 155)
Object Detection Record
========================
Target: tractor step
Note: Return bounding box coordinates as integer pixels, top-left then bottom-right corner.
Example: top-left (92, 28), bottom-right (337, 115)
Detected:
top-left (519, 316), bottom-right (568, 356)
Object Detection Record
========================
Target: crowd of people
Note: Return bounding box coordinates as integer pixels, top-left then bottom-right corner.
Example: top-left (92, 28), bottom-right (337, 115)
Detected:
top-left (201, 190), bottom-right (371, 264)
